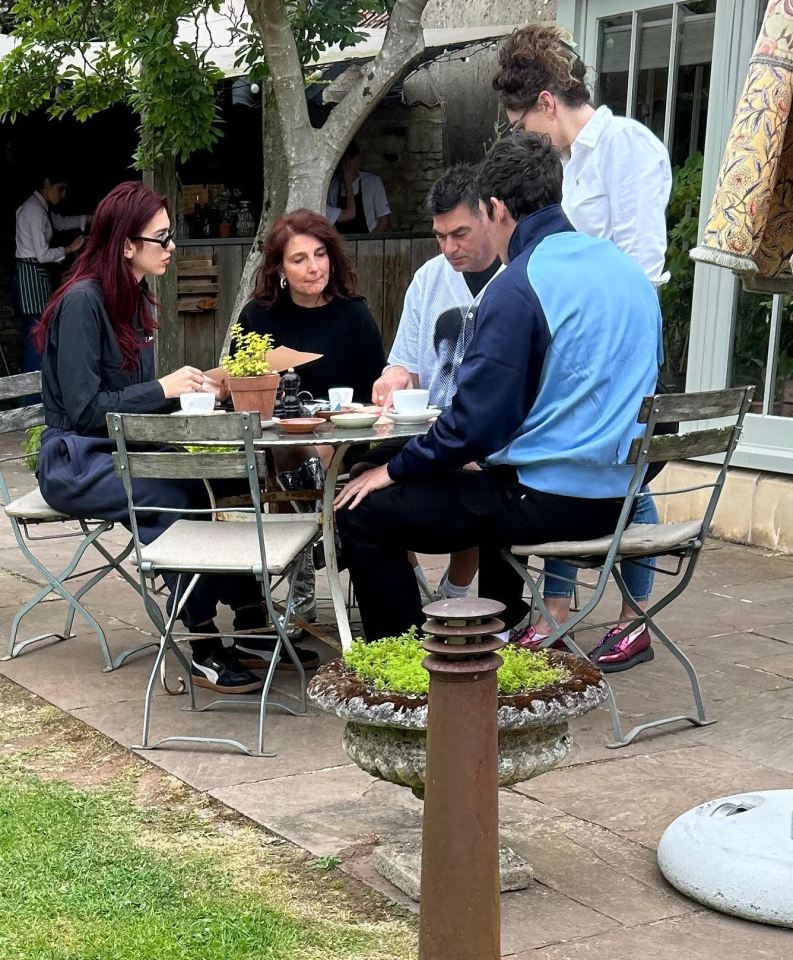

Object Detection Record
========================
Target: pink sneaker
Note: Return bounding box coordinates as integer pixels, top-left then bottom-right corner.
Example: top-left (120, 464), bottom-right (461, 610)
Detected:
top-left (510, 625), bottom-right (571, 652)
top-left (590, 626), bottom-right (653, 673)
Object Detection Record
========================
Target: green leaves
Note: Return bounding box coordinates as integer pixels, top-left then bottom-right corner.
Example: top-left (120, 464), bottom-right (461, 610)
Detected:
top-left (220, 322), bottom-right (275, 377)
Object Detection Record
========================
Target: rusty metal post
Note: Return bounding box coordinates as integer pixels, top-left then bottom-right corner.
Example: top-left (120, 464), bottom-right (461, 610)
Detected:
top-left (418, 598), bottom-right (506, 960)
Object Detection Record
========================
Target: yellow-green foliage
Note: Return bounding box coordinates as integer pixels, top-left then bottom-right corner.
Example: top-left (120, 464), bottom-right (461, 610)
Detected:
top-left (220, 323), bottom-right (274, 378)
top-left (343, 628), bottom-right (567, 696)
top-left (22, 425), bottom-right (46, 472)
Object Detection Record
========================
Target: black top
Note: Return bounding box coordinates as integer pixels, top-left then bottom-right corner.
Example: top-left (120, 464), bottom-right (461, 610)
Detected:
top-left (41, 278), bottom-right (169, 435)
top-left (336, 189), bottom-right (369, 235)
top-left (237, 295), bottom-right (385, 402)
top-left (463, 258), bottom-right (502, 298)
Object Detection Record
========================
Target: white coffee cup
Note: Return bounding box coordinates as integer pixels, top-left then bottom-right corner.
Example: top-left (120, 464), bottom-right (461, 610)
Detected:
top-left (179, 392), bottom-right (215, 414)
top-left (328, 387), bottom-right (354, 411)
top-left (392, 389), bottom-right (430, 415)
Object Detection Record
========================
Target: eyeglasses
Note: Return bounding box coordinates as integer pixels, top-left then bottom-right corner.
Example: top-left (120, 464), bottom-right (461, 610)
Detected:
top-left (130, 230), bottom-right (175, 249)
top-left (508, 108), bottom-right (530, 134)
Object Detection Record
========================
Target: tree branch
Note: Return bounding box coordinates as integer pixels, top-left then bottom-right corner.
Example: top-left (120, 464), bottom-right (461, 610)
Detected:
top-left (321, 0), bottom-right (431, 159)
top-left (246, 0), bottom-right (313, 162)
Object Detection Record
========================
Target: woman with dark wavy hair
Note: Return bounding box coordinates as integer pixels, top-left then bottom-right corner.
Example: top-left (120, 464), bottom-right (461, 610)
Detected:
top-left (35, 180), bottom-right (284, 693)
top-left (235, 208), bottom-right (385, 632)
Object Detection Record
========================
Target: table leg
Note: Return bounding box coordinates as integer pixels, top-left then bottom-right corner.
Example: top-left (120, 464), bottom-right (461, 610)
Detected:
top-left (323, 442), bottom-right (353, 651)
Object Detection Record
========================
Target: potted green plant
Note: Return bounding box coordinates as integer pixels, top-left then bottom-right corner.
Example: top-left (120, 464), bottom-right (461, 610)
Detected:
top-left (220, 323), bottom-right (280, 419)
top-left (309, 627), bottom-right (607, 795)
top-left (309, 628), bottom-right (607, 899)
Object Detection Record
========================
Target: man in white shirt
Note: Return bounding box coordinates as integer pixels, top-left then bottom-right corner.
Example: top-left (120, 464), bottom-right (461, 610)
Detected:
top-left (14, 173), bottom-right (89, 372)
top-left (366, 164), bottom-right (503, 599)
top-left (326, 141), bottom-right (391, 234)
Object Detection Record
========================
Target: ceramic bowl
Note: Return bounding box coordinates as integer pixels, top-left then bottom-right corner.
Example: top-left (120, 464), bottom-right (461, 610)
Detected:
top-left (329, 413), bottom-right (379, 429)
top-left (279, 417), bottom-right (325, 434)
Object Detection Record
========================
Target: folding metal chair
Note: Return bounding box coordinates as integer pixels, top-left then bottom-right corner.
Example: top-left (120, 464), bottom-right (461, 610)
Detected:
top-left (502, 386), bottom-right (755, 749)
top-left (0, 371), bottom-right (159, 671)
top-left (109, 410), bottom-right (319, 756)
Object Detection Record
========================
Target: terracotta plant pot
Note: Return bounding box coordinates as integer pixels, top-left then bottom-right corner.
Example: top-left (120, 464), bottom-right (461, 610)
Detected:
top-left (227, 373), bottom-right (281, 420)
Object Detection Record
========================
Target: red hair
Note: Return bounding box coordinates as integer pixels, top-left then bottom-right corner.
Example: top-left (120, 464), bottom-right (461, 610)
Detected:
top-left (34, 181), bottom-right (167, 370)
top-left (253, 209), bottom-right (360, 306)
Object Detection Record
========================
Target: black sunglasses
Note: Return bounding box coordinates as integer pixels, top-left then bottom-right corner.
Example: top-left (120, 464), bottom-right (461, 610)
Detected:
top-left (130, 230), bottom-right (175, 249)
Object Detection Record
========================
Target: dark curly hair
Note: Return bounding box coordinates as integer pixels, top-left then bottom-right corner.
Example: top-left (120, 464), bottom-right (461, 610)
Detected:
top-left (493, 25), bottom-right (590, 112)
top-left (253, 208), bottom-right (360, 306)
top-left (479, 133), bottom-right (563, 222)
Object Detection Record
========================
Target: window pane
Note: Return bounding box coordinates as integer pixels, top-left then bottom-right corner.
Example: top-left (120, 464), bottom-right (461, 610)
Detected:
top-left (670, 2), bottom-right (715, 166)
top-left (730, 287), bottom-right (772, 412)
top-left (635, 5), bottom-right (673, 135)
top-left (598, 14), bottom-right (632, 115)
top-left (772, 298), bottom-right (793, 417)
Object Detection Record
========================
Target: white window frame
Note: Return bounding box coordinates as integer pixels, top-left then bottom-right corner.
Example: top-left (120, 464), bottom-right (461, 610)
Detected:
top-left (558, 0), bottom-right (793, 474)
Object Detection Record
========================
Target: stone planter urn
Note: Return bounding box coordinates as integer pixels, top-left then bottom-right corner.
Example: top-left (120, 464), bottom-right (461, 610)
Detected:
top-left (308, 650), bottom-right (608, 899)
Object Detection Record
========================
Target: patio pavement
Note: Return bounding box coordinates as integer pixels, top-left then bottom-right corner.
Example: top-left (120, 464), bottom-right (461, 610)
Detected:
top-left (1, 431), bottom-right (793, 958)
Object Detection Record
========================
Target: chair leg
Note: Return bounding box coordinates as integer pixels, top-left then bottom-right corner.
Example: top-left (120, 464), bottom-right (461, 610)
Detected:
top-left (603, 560), bottom-right (715, 748)
top-left (5, 520), bottom-right (116, 669)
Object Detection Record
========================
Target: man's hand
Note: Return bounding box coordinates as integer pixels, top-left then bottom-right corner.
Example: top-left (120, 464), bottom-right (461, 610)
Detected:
top-left (371, 365), bottom-right (413, 409)
top-left (334, 464), bottom-right (393, 511)
top-left (66, 235), bottom-right (85, 255)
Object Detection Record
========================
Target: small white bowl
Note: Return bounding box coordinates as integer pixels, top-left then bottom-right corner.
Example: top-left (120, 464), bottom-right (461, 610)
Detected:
top-left (179, 392), bottom-right (216, 414)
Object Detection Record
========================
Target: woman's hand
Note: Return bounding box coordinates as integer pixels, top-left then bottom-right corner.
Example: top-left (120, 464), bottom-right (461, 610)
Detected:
top-left (334, 464), bottom-right (394, 511)
top-left (158, 366), bottom-right (219, 399)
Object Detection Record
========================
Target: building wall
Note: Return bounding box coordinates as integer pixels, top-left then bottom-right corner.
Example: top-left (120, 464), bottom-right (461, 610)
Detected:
top-left (422, 0), bottom-right (555, 29)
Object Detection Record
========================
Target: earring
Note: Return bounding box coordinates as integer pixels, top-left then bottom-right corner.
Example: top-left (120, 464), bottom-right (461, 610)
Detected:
top-left (280, 275), bottom-right (287, 289)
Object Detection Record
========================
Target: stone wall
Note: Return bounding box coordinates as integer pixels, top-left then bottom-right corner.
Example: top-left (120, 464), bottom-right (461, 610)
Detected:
top-left (355, 101), bottom-right (447, 232)
top-left (651, 462), bottom-right (793, 554)
top-left (422, 0), bottom-right (555, 28)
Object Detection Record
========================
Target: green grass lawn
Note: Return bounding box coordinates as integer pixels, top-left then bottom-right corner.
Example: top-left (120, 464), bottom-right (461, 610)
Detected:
top-left (0, 684), bottom-right (416, 960)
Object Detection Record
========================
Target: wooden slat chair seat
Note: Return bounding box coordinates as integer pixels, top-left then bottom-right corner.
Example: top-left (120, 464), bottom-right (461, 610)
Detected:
top-left (0, 371), bottom-right (159, 671)
top-left (109, 410), bottom-right (315, 757)
top-left (502, 387), bottom-right (755, 749)
top-left (512, 520), bottom-right (703, 560)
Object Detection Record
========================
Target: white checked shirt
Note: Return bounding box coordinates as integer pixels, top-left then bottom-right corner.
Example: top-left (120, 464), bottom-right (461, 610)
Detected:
top-left (15, 191), bottom-right (87, 263)
top-left (562, 106), bottom-right (672, 286)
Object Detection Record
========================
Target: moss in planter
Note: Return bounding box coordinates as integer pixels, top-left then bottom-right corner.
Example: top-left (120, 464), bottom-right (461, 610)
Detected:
top-left (343, 627), bottom-right (568, 697)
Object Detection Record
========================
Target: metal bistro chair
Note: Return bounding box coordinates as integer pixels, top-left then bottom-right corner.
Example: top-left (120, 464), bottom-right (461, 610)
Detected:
top-left (0, 371), bottom-right (158, 670)
top-left (502, 386), bottom-right (755, 749)
top-left (109, 410), bottom-right (320, 756)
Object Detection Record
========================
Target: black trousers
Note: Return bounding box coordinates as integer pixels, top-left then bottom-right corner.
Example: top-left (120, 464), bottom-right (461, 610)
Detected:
top-left (336, 468), bottom-right (624, 641)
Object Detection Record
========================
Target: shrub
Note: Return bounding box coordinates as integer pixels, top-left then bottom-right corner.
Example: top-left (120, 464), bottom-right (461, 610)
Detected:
top-left (343, 627), bottom-right (568, 696)
top-left (220, 323), bottom-right (274, 378)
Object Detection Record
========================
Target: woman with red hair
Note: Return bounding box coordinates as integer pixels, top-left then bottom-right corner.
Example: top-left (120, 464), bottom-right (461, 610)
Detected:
top-left (233, 209), bottom-right (385, 635)
top-left (34, 180), bottom-right (300, 693)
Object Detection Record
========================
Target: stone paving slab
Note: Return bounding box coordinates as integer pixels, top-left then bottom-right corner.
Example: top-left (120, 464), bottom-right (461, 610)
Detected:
top-left (520, 745), bottom-right (793, 849)
top-left (522, 911), bottom-right (792, 960)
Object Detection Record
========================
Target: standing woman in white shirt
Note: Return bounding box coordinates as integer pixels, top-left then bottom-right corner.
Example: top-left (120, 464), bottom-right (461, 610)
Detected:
top-left (14, 172), bottom-right (89, 372)
top-left (492, 24), bottom-right (673, 673)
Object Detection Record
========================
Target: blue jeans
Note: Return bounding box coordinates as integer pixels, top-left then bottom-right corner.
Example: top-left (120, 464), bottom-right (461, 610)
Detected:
top-left (543, 492), bottom-right (658, 603)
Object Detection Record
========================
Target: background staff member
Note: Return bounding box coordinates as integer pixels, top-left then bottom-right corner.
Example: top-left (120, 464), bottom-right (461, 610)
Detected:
top-left (14, 172), bottom-right (89, 372)
top-left (326, 141), bottom-right (391, 234)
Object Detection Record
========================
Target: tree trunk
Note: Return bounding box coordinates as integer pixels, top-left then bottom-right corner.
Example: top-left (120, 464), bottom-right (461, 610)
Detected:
top-left (144, 155), bottom-right (180, 375)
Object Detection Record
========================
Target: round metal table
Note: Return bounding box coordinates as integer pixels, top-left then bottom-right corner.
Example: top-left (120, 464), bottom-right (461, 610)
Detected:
top-left (254, 418), bottom-right (430, 650)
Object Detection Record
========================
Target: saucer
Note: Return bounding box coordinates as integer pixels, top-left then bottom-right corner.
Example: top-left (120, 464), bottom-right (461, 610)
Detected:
top-left (279, 417), bottom-right (326, 434)
top-left (386, 407), bottom-right (441, 424)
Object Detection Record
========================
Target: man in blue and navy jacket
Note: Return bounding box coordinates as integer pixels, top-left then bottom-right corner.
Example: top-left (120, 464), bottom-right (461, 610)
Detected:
top-left (335, 132), bottom-right (663, 642)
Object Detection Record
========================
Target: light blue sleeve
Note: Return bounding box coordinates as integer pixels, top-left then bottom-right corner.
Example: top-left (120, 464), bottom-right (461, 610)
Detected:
top-left (387, 274), bottom-right (422, 372)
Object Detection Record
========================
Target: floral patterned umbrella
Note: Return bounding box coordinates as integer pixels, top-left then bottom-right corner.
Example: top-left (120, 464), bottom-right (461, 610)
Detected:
top-left (691, 0), bottom-right (793, 292)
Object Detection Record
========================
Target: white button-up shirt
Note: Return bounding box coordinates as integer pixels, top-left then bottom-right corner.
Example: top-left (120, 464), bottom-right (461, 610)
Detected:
top-left (562, 106), bottom-right (672, 285)
top-left (326, 171), bottom-right (391, 233)
top-left (15, 191), bottom-right (87, 263)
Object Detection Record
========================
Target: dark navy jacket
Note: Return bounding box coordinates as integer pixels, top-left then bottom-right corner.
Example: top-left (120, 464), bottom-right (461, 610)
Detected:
top-left (387, 204), bottom-right (663, 499)
top-left (41, 279), bottom-right (168, 436)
